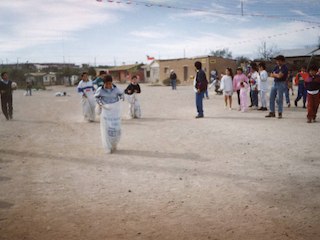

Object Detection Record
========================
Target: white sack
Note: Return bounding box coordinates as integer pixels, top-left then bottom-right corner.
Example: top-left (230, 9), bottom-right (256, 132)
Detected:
top-left (100, 101), bottom-right (121, 153)
top-left (127, 94), bottom-right (141, 119)
top-left (81, 96), bottom-right (95, 122)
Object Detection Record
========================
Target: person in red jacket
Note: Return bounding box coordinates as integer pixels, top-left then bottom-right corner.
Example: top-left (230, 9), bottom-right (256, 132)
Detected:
top-left (305, 65), bottom-right (320, 123)
top-left (294, 66), bottom-right (309, 108)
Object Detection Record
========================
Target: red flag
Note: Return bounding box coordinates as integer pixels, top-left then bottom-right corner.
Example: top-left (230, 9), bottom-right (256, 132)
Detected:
top-left (147, 55), bottom-right (155, 61)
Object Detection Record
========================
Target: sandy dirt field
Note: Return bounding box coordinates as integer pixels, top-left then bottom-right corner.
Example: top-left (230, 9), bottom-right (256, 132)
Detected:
top-left (0, 84), bottom-right (319, 240)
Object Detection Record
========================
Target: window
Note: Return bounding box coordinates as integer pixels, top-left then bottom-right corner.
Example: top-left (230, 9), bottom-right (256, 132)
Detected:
top-left (164, 67), bottom-right (169, 74)
top-left (146, 71), bottom-right (150, 78)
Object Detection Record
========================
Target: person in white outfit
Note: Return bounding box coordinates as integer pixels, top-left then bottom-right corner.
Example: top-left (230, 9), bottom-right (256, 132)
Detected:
top-left (77, 72), bottom-right (96, 122)
top-left (220, 68), bottom-right (234, 110)
top-left (258, 62), bottom-right (269, 111)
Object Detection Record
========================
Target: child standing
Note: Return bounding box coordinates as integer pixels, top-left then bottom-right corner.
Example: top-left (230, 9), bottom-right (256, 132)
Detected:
top-left (305, 65), bottom-right (320, 123)
top-left (95, 75), bottom-right (124, 153)
top-left (125, 75), bottom-right (141, 119)
top-left (233, 67), bottom-right (249, 111)
top-left (239, 79), bottom-right (249, 112)
top-left (77, 72), bottom-right (96, 122)
top-left (258, 62), bottom-right (268, 111)
top-left (220, 68), bottom-right (234, 110)
top-left (249, 62), bottom-right (260, 110)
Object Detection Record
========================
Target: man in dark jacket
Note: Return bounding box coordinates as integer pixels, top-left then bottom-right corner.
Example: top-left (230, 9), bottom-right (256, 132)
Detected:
top-left (0, 72), bottom-right (13, 120)
top-left (194, 61), bottom-right (208, 118)
top-left (169, 69), bottom-right (177, 90)
top-left (305, 65), bottom-right (320, 123)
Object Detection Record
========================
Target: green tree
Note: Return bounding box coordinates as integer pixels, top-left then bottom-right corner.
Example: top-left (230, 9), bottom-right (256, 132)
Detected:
top-left (235, 56), bottom-right (250, 65)
top-left (210, 48), bottom-right (232, 58)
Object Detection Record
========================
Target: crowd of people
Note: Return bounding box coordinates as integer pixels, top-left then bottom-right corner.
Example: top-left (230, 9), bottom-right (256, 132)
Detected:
top-left (1, 55), bottom-right (319, 154)
top-left (196, 55), bottom-right (320, 122)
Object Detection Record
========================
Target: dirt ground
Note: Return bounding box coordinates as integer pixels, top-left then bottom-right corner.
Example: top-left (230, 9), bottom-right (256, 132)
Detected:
top-left (0, 84), bottom-right (319, 240)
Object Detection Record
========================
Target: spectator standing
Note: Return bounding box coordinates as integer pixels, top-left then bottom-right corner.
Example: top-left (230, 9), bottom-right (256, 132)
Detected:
top-left (249, 62), bottom-right (260, 110)
top-left (265, 55), bottom-right (288, 119)
top-left (220, 68), bottom-right (234, 110)
top-left (169, 70), bottom-right (177, 90)
top-left (193, 61), bottom-right (208, 118)
top-left (305, 65), bottom-right (320, 123)
top-left (258, 62), bottom-right (268, 111)
top-left (233, 67), bottom-right (248, 111)
top-left (0, 72), bottom-right (14, 120)
top-left (294, 67), bottom-right (309, 108)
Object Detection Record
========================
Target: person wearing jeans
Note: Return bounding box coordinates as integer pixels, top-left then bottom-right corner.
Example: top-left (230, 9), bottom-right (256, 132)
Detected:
top-left (266, 55), bottom-right (288, 119)
top-left (169, 70), bottom-right (177, 90)
top-left (193, 61), bottom-right (208, 118)
top-left (294, 67), bottom-right (308, 108)
top-left (269, 81), bottom-right (286, 115)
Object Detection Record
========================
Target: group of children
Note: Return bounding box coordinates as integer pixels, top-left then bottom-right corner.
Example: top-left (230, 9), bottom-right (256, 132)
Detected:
top-left (219, 62), bottom-right (270, 113)
top-left (77, 71), bottom-right (141, 153)
top-left (218, 58), bottom-right (320, 122)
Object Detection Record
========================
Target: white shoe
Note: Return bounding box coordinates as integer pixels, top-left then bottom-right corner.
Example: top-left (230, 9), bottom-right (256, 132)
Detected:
top-left (229, 108), bottom-right (232, 111)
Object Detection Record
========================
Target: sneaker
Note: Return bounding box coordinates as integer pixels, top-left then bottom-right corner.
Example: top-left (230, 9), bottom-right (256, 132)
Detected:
top-left (195, 115), bottom-right (204, 118)
top-left (278, 113), bottom-right (282, 119)
top-left (258, 107), bottom-right (263, 111)
top-left (313, 118), bottom-right (317, 122)
top-left (229, 107), bottom-right (232, 111)
top-left (287, 103), bottom-right (291, 108)
top-left (263, 107), bottom-right (268, 111)
top-left (303, 105), bottom-right (306, 109)
top-left (294, 100), bottom-right (297, 107)
top-left (249, 104), bottom-right (253, 108)
top-left (307, 119), bottom-right (312, 123)
top-left (265, 112), bottom-right (276, 118)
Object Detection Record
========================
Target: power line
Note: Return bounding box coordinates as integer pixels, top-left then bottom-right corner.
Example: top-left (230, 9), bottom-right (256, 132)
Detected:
top-left (101, 0), bottom-right (320, 25)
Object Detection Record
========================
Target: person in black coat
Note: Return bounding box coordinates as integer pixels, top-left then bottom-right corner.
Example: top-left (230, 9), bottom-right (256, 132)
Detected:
top-left (124, 75), bottom-right (142, 118)
top-left (169, 69), bottom-right (177, 90)
top-left (0, 72), bottom-right (13, 120)
top-left (193, 61), bottom-right (208, 118)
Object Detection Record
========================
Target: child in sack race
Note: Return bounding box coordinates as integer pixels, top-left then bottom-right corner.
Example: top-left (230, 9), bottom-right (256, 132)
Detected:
top-left (95, 75), bottom-right (124, 154)
top-left (124, 75), bottom-right (141, 119)
top-left (77, 72), bottom-right (96, 122)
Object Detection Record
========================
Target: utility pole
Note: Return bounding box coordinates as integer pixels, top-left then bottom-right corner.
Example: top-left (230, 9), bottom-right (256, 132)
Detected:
top-left (241, 0), bottom-right (244, 16)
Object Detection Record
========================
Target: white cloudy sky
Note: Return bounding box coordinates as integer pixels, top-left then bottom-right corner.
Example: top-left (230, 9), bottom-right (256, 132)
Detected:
top-left (0, 0), bottom-right (320, 65)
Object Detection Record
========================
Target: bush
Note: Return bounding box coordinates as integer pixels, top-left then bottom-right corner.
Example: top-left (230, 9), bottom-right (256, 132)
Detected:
top-left (162, 78), bottom-right (181, 86)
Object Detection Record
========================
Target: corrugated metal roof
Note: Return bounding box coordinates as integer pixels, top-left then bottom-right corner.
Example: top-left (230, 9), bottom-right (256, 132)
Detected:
top-left (277, 47), bottom-right (320, 58)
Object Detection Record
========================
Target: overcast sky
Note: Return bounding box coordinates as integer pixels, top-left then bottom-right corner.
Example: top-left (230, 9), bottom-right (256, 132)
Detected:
top-left (0, 0), bottom-right (320, 66)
